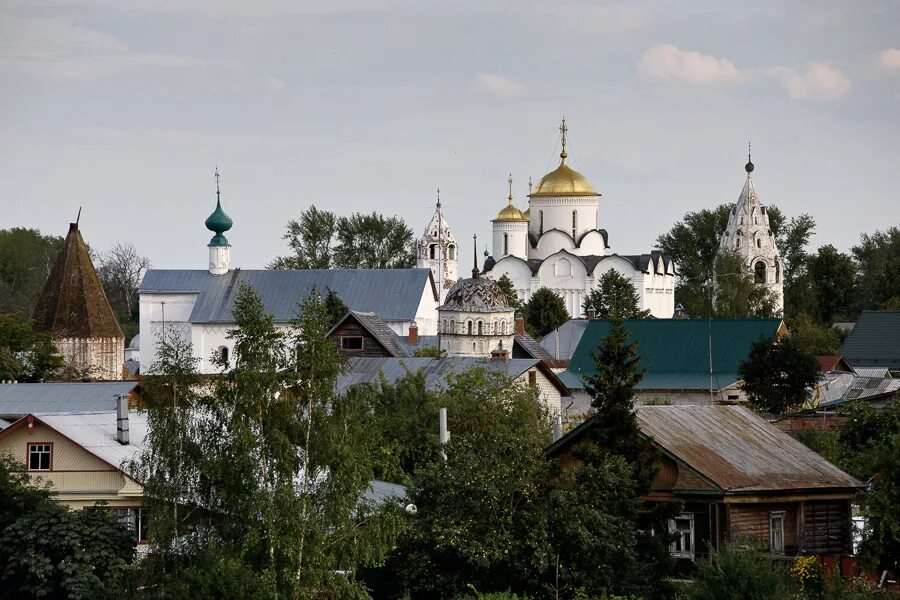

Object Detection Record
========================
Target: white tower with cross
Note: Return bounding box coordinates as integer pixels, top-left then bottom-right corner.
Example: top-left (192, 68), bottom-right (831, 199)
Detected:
top-left (416, 190), bottom-right (458, 303)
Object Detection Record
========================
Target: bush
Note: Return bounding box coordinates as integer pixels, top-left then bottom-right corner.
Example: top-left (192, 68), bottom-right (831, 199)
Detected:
top-left (684, 543), bottom-right (789, 600)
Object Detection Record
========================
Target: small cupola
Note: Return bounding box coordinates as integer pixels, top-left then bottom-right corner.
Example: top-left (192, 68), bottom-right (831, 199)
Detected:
top-left (206, 168), bottom-right (233, 275)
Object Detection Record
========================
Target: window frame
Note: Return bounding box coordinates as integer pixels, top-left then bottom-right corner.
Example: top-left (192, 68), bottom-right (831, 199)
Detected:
top-left (669, 513), bottom-right (695, 560)
top-left (340, 336), bottom-right (364, 351)
top-left (27, 442), bottom-right (53, 472)
top-left (769, 511), bottom-right (785, 554)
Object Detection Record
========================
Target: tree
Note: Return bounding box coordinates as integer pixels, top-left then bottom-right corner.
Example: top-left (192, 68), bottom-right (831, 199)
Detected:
top-left (786, 313), bottom-right (845, 356)
top-left (583, 270), bottom-right (651, 319)
top-left (767, 209), bottom-right (816, 319)
top-left (322, 287), bottom-right (349, 328)
top-left (333, 212), bottom-right (415, 269)
top-left (806, 244), bottom-right (857, 323)
top-left (0, 454), bottom-right (53, 534)
top-left (0, 228), bottom-right (63, 315)
top-left (496, 274), bottom-right (522, 313)
top-left (685, 542), bottom-right (789, 600)
top-left (269, 205), bottom-right (336, 269)
top-left (712, 251), bottom-right (779, 318)
top-left (522, 287), bottom-right (569, 338)
top-left (853, 226), bottom-right (900, 312)
top-left (0, 312), bottom-right (64, 382)
top-left (738, 335), bottom-right (820, 415)
top-left (96, 242), bottom-right (151, 329)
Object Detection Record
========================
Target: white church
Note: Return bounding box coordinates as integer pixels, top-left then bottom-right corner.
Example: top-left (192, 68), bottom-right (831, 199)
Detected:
top-left (419, 119), bottom-right (677, 319)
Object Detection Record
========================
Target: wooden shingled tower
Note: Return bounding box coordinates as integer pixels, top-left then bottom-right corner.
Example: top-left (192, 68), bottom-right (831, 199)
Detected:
top-left (32, 222), bottom-right (124, 380)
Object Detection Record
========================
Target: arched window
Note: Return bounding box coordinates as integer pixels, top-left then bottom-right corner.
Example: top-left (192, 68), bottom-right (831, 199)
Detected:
top-left (450, 319), bottom-right (455, 332)
top-left (755, 261), bottom-right (767, 283)
top-left (572, 210), bottom-right (577, 239)
top-left (467, 321), bottom-right (473, 335)
top-left (500, 321), bottom-right (506, 334)
top-left (442, 319), bottom-right (447, 332)
top-left (429, 244), bottom-right (437, 259)
top-left (775, 260), bottom-right (781, 283)
top-left (734, 231), bottom-right (743, 249)
top-left (219, 346), bottom-right (229, 364)
top-left (503, 233), bottom-right (509, 255)
top-left (740, 217), bottom-right (744, 225)
top-left (757, 237), bottom-right (762, 248)
top-left (539, 210), bottom-right (544, 235)
top-left (554, 257), bottom-right (572, 277)
top-left (477, 321), bottom-right (483, 335)
top-left (448, 245), bottom-right (455, 259)
top-left (754, 216), bottom-right (759, 225)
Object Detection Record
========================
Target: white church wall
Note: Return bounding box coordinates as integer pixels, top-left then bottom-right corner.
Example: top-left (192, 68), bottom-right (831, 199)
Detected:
top-left (139, 292), bottom-right (199, 374)
top-left (532, 229), bottom-right (576, 260)
top-left (484, 257), bottom-right (533, 306)
top-left (492, 221), bottom-right (528, 260)
top-left (536, 251), bottom-right (588, 317)
top-left (574, 230), bottom-right (606, 256)
top-left (527, 197), bottom-right (598, 242)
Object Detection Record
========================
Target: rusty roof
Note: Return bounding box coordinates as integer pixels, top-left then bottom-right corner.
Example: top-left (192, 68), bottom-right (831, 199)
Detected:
top-left (635, 405), bottom-right (862, 493)
top-left (31, 223), bottom-right (123, 339)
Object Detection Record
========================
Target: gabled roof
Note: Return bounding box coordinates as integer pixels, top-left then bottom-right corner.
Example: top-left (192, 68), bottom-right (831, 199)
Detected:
top-left (547, 405), bottom-right (862, 494)
top-left (328, 311), bottom-right (410, 357)
top-left (841, 311), bottom-right (900, 369)
top-left (540, 319), bottom-right (589, 360)
top-left (514, 332), bottom-right (554, 361)
top-left (335, 357), bottom-right (570, 397)
top-left (816, 355), bottom-right (854, 373)
top-left (565, 318), bottom-right (784, 391)
top-left (140, 268), bottom-right (436, 323)
top-left (0, 382), bottom-right (139, 419)
top-left (0, 411), bottom-right (147, 474)
top-left (32, 223), bottom-right (123, 339)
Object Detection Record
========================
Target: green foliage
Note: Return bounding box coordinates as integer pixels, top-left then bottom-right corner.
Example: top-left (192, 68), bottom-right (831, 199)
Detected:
top-left (523, 286), bottom-right (569, 338)
top-left (583, 271), bottom-right (651, 319)
top-left (806, 245), bottom-right (857, 323)
top-left (739, 335), bottom-right (820, 415)
top-left (323, 286), bottom-right (350, 328)
top-left (0, 227), bottom-right (63, 315)
top-left (786, 313), bottom-right (846, 355)
top-left (270, 205), bottom-right (416, 269)
top-left (0, 312), bottom-right (64, 382)
top-left (712, 251), bottom-right (779, 318)
top-left (852, 226), bottom-right (900, 313)
top-left (684, 543), bottom-right (790, 600)
top-left (655, 204), bottom-right (732, 285)
top-left (0, 454), bottom-right (54, 533)
top-left (413, 345), bottom-right (444, 357)
top-left (497, 274), bottom-right (523, 312)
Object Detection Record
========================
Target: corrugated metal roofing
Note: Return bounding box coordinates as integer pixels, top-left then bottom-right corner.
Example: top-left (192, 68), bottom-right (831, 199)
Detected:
top-left (514, 332), bottom-right (554, 361)
top-left (841, 311), bottom-right (900, 369)
top-left (565, 318), bottom-right (782, 391)
top-left (636, 405), bottom-right (861, 492)
top-left (336, 357), bottom-right (540, 396)
top-left (348, 312), bottom-right (411, 357)
top-left (35, 411), bottom-right (148, 473)
top-left (0, 382), bottom-right (138, 418)
top-left (540, 320), bottom-right (588, 360)
top-left (140, 268), bottom-right (435, 323)
top-left (854, 367), bottom-right (891, 378)
top-left (397, 335), bottom-right (439, 354)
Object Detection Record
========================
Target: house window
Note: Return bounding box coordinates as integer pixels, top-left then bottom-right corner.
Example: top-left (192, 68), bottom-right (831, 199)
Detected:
top-left (669, 513), bottom-right (695, 559)
top-left (218, 346), bottom-right (229, 364)
top-left (341, 337), bottom-right (364, 351)
top-left (27, 443), bottom-right (52, 471)
top-left (770, 512), bottom-right (785, 554)
top-left (448, 245), bottom-right (455, 260)
top-left (503, 233), bottom-right (509, 255)
top-left (113, 507), bottom-right (149, 543)
top-left (528, 371), bottom-right (537, 386)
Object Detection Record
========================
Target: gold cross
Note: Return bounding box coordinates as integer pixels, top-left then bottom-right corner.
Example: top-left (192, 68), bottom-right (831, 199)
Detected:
top-left (560, 117), bottom-right (568, 153)
top-left (507, 173), bottom-right (513, 202)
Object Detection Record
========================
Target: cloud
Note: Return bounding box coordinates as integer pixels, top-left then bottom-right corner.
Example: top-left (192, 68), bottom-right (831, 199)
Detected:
top-left (638, 44), bottom-right (743, 85)
top-left (474, 72), bottom-right (526, 100)
top-left (0, 15), bottom-right (203, 79)
top-left (775, 62), bottom-right (851, 101)
top-left (263, 76), bottom-right (287, 95)
top-left (880, 48), bottom-right (900, 69)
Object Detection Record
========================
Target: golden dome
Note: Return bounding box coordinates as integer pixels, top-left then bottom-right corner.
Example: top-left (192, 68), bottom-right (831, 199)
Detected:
top-left (530, 152), bottom-right (598, 197)
top-left (492, 174), bottom-right (529, 222)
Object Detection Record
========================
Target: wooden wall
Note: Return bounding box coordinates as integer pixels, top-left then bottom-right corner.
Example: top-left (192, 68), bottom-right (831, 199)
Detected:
top-left (803, 500), bottom-right (852, 555)
top-left (329, 321), bottom-right (391, 357)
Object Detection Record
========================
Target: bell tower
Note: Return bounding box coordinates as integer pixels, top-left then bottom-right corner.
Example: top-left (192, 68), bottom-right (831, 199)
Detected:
top-left (416, 190), bottom-right (458, 303)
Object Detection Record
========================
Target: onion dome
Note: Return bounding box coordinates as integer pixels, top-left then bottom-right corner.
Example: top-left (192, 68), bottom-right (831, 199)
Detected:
top-left (493, 173), bottom-right (528, 222)
top-left (440, 277), bottom-right (512, 313)
top-left (206, 169), bottom-right (233, 246)
top-left (530, 118), bottom-right (599, 197)
top-left (745, 141), bottom-right (755, 173)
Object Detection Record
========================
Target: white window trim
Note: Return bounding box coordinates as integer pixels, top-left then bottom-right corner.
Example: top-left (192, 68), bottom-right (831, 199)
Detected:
top-left (769, 511), bottom-right (785, 554)
top-left (669, 513), bottom-right (695, 560)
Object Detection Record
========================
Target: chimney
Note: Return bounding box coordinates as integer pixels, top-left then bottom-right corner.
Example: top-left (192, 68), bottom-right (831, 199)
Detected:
top-left (514, 311), bottom-right (525, 336)
top-left (491, 344), bottom-right (510, 361)
top-left (586, 304), bottom-right (596, 320)
top-left (552, 415), bottom-right (563, 442)
top-left (408, 321), bottom-right (419, 345)
top-left (116, 394), bottom-right (129, 445)
top-left (674, 303), bottom-right (687, 319)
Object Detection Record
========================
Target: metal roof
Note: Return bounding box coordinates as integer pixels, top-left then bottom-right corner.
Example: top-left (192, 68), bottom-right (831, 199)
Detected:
top-left (29, 411), bottom-right (148, 473)
top-left (564, 318), bottom-right (783, 391)
top-left (140, 268), bottom-right (435, 323)
top-left (336, 357), bottom-right (542, 396)
top-left (0, 382), bottom-right (138, 419)
top-left (362, 480), bottom-right (407, 505)
top-left (854, 367), bottom-right (891, 378)
top-left (397, 335), bottom-right (439, 354)
top-left (338, 312), bottom-right (410, 358)
top-left (540, 319), bottom-right (588, 360)
top-left (514, 332), bottom-right (554, 361)
top-left (841, 311), bottom-right (900, 369)
top-left (635, 405), bottom-right (862, 492)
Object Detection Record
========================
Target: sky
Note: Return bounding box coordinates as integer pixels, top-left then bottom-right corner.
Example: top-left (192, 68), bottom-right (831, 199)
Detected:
top-left (2, 0), bottom-right (899, 274)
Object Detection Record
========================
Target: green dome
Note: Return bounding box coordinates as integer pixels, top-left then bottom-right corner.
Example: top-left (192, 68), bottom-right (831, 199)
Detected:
top-left (205, 198), bottom-right (233, 247)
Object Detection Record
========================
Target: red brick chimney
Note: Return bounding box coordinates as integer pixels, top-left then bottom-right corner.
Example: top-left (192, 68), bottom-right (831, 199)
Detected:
top-left (514, 312), bottom-right (525, 336)
top-left (491, 341), bottom-right (510, 361)
top-left (408, 321), bottom-right (418, 345)
top-left (586, 305), bottom-right (596, 320)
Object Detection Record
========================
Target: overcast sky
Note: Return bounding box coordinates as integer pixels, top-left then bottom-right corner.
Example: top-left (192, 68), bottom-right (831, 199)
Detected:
top-left (2, 0), bottom-right (899, 273)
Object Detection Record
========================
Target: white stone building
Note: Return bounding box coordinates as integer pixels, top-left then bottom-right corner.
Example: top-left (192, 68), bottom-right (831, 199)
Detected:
top-left (416, 195), bottom-right (458, 303)
top-left (438, 270), bottom-right (515, 358)
top-left (482, 120), bottom-right (676, 318)
top-left (717, 153), bottom-right (784, 312)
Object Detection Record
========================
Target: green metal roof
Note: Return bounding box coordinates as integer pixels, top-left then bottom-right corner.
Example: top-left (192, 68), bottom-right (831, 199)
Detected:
top-left (205, 198), bottom-right (233, 246)
top-left (841, 311), bottom-right (900, 369)
top-left (565, 318), bottom-right (783, 391)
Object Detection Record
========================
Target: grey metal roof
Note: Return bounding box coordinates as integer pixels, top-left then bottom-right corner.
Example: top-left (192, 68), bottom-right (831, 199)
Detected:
top-left (336, 357), bottom-right (541, 396)
top-left (362, 480), bottom-right (407, 505)
top-left (514, 332), bottom-right (554, 361)
top-left (0, 382), bottom-right (138, 418)
top-left (841, 311), bottom-right (900, 369)
top-left (28, 412), bottom-right (148, 472)
top-left (540, 319), bottom-right (588, 360)
top-left (347, 312), bottom-right (410, 357)
top-left (397, 335), bottom-right (439, 354)
top-left (140, 268), bottom-right (435, 323)
top-left (854, 367), bottom-right (890, 378)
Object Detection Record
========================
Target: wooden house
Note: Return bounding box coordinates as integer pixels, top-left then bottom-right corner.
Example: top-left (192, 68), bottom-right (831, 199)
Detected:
top-left (546, 405), bottom-right (863, 565)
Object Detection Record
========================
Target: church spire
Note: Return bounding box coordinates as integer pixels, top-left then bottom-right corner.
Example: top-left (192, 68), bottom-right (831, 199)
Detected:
top-left (745, 142), bottom-right (754, 174)
top-left (472, 234), bottom-right (479, 279)
top-left (436, 187), bottom-right (441, 209)
top-left (206, 167), bottom-right (233, 276)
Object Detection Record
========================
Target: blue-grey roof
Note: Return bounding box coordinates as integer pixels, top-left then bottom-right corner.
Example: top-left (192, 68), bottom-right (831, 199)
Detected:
top-left (0, 382), bottom-right (139, 418)
top-left (363, 480), bottom-right (407, 505)
top-left (540, 319), bottom-right (589, 360)
top-left (841, 311), bottom-right (900, 369)
top-left (336, 357), bottom-right (542, 396)
top-left (140, 268), bottom-right (436, 323)
top-left (397, 335), bottom-right (439, 354)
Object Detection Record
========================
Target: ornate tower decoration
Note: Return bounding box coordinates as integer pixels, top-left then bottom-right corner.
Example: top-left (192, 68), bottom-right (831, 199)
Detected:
top-left (416, 189), bottom-right (458, 303)
top-left (717, 146), bottom-right (784, 312)
top-left (32, 213), bottom-right (125, 380)
top-left (206, 168), bottom-right (233, 276)
top-left (491, 173), bottom-right (529, 260)
top-left (438, 233), bottom-right (515, 357)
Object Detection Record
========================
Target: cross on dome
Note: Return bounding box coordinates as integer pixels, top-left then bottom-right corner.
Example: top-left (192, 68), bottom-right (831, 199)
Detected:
top-left (559, 117), bottom-right (568, 159)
